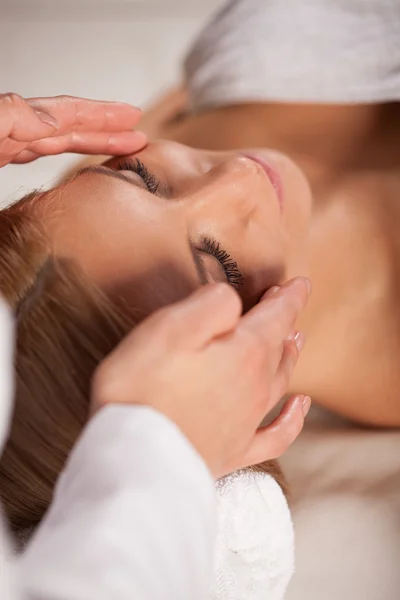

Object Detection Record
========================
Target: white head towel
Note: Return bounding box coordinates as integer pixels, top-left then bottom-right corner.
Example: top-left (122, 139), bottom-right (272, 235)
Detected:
top-left (185, 0), bottom-right (400, 110)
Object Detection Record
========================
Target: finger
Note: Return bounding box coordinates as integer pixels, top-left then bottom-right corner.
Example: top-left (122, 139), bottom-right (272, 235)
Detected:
top-left (27, 96), bottom-right (143, 134)
top-left (15, 130), bottom-right (148, 160)
top-left (239, 277), bottom-right (311, 352)
top-left (0, 93), bottom-right (57, 143)
top-left (144, 283), bottom-right (242, 349)
top-left (231, 395), bottom-right (310, 470)
top-left (8, 149), bottom-right (39, 164)
top-left (0, 137), bottom-right (26, 167)
top-left (268, 333), bottom-right (305, 401)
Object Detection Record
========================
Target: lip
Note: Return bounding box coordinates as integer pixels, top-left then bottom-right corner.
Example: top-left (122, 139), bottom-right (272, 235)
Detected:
top-left (241, 153), bottom-right (284, 210)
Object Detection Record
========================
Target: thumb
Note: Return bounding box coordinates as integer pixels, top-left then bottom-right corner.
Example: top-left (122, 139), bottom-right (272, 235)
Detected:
top-left (149, 283), bottom-right (242, 349)
top-left (94, 283), bottom-right (243, 392)
top-left (176, 283), bottom-right (242, 347)
top-left (224, 395), bottom-right (309, 474)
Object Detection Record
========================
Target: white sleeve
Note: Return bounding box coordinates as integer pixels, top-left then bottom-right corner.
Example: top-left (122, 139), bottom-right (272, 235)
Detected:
top-left (0, 290), bottom-right (216, 600)
top-left (19, 404), bottom-right (216, 600)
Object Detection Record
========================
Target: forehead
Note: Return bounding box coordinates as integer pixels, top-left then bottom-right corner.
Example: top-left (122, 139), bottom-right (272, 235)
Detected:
top-left (44, 170), bottom-right (167, 241)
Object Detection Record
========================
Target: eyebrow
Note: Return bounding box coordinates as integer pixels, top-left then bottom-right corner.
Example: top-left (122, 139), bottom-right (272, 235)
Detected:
top-left (74, 164), bottom-right (143, 188)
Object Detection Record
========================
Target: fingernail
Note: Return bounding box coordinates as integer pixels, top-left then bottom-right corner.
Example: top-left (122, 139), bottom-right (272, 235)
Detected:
top-left (294, 331), bottom-right (306, 352)
top-left (303, 277), bottom-right (312, 295)
top-left (34, 109), bottom-right (58, 128)
top-left (287, 330), bottom-right (306, 351)
top-left (302, 396), bottom-right (311, 416)
top-left (261, 285), bottom-right (280, 301)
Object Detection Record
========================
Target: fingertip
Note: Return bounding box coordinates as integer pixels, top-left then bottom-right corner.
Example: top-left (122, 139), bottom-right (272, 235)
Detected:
top-left (281, 394), bottom-right (311, 422)
top-left (188, 283), bottom-right (242, 325)
top-left (286, 330), bottom-right (306, 353)
top-left (260, 285), bottom-right (280, 301)
top-left (110, 101), bottom-right (142, 113)
top-left (286, 276), bottom-right (312, 296)
top-left (212, 282), bottom-right (243, 314)
top-left (103, 102), bottom-right (144, 130)
top-left (270, 277), bottom-right (311, 315)
top-left (270, 394), bottom-right (308, 433)
top-left (130, 129), bottom-right (148, 146)
top-left (302, 395), bottom-right (312, 416)
top-left (101, 99), bottom-right (142, 112)
top-left (241, 395), bottom-right (310, 467)
top-left (300, 276), bottom-right (312, 295)
top-left (196, 282), bottom-right (241, 307)
top-left (108, 130), bottom-right (148, 154)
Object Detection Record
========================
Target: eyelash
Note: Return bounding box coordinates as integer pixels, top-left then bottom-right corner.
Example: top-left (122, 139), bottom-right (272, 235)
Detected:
top-left (200, 236), bottom-right (244, 289)
top-left (116, 161), bottom-right (242, 289)
top-left (117, 158), bottom-right (160, 195)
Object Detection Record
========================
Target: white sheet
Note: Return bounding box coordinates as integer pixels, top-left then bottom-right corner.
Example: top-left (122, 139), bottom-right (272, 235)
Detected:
top-left (281, 406), bottom-right (400, 599)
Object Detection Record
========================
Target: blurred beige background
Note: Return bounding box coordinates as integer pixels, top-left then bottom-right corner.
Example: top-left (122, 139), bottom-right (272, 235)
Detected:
top-left (0, 0), bottom-right (223, 205)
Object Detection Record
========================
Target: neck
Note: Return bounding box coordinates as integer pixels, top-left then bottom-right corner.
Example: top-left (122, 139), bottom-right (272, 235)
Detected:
top-left (250, 102), bottom-right (400, 190)
top-left (291, 104), bottom-right (400, 397)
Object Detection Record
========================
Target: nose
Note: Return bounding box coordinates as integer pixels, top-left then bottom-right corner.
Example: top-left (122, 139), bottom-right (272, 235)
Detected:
top-left (146, 140), bottom-right (277, 229)
top-left (186, 154), bottom-right (269, 228)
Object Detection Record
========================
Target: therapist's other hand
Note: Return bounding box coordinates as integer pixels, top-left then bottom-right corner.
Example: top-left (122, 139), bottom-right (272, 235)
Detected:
top-left (92, 278), bottom-right (311, 479)
top-left (0, 93), bottom-right (147, 167)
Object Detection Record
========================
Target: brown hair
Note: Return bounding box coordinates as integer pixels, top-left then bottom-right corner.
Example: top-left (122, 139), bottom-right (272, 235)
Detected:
top-left (0, 196), bottom-right (135, 531)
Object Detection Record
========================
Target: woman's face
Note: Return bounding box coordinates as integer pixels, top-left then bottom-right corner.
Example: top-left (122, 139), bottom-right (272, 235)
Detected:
top-left (42, 140), bottom-right (311, 315)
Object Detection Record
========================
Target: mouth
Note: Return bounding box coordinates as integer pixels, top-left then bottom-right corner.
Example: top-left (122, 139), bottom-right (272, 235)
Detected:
top-left (241, 153), bottom-right (284, 210)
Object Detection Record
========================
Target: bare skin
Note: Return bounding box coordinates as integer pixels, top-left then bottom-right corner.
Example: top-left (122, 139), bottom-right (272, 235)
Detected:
top-left (158, 100), bottom-right (400, 426)
top-left (46, 96), bottom-right (400, 428)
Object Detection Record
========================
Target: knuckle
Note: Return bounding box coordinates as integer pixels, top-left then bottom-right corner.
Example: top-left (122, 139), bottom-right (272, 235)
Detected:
top-left (0, 93), bottom-right (24, 107)
top-left (240, 327), bottom-right (265, 356)
top-left (149, 305), bottom-right (181, 342)
top-left (54, 94), bottom-right (73, 103)
top-left (150, 305), bottom-right (174, 329)
top-left (238, 330), bottom-right (266, 373)
top-left (91, 360), bottom-right (119, 408)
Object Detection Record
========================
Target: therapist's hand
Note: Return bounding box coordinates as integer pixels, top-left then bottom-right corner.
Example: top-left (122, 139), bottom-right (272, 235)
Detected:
top-left (92, 278), bottom-right (311, 479)
top-left (0, 93), bottom-right (147, 167)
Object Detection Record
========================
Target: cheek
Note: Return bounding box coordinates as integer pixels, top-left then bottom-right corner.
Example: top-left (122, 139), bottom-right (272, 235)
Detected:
top-left (110, 265), bottom-right (199, 320)
top-left (50, 208), bottom-right (200, 319)
top-left (239, 228), bottom-right (286, 309)
top-left (283, 181), bottom-right (312, 278)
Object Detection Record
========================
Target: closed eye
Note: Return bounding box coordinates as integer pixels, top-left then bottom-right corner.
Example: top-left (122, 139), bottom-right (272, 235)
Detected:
top-left (200, 236), bottom-right (243, 289)
top-left (116, 157), bottom-right (161, 195)
top-left (74, 160), bottom-right (170, 197)
top-left (190, 237), bottom-right (244, 289)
